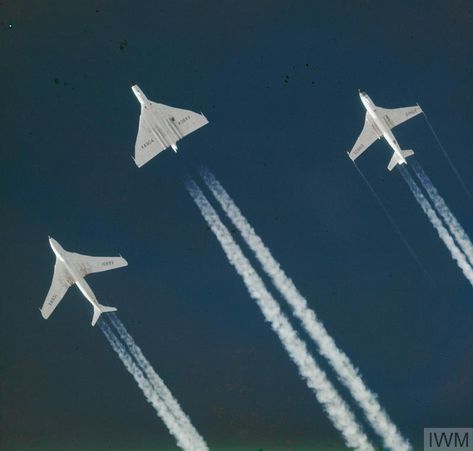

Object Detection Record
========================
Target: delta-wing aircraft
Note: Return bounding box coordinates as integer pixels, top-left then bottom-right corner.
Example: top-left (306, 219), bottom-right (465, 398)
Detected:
top-left (41, 238), bottom-right (127, 326)
top-left (131, 84), bottom-right (208, 167)
top-left (349, 91), bottom-right (422, 171)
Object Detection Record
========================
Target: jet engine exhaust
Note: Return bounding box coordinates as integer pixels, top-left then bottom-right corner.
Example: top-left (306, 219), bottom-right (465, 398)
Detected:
top-left (399, 166), bottom-right (473, 287)
top-left (411, 160), bottom-right (473, 268)
top-left (351, 159), bottom-right (428, 280)
top-left (199, 166), bottom-right (411, 451)
top-left (107, 314), bottom-right (207, 449)
top-left (99, 317), bottom-right (207, 450)
top-left (185, 178), bottom-right (374, 451)
top-left (421, 112), bottom-right (473, 203)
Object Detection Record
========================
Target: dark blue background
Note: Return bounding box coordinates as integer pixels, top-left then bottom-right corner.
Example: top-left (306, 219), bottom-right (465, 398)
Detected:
top-left (1, 1), bottom-right (472, 449)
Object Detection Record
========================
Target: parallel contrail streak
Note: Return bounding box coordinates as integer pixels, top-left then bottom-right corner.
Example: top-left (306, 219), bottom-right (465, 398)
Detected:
top-left (399, 166), bottom-right (473, 287)
top-left (99, 320), bottom-right (195, 450)
top-left (186, 178), bottom-right (374, 451)
top-left (200, 167), bottom-right (410, 451)
top-left (107, 314), bottom-right (208, 450)
top-left (411, 160), bottom-right (473, 267)
top-left (421, 112), bottom-right (473, 203)
top-left (352, 160), bottom-right (430, 281)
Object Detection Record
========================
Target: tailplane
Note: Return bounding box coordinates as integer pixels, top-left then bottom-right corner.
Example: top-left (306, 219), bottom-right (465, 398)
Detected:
top-left (387, 149), bottom-right (414, 171)
top-left (92, 304), bottom-right (117, 326)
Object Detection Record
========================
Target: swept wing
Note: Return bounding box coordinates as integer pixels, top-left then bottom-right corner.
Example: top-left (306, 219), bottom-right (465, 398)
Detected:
top-left (134, 113), bottom-right (167, 168)
top-left (68, 252), bottom-right (128, 278)
top-left (348, 114), bottom-right (380, 161)
top-left (41, 261), bottom-right (73, 319)
top-left (376, 105), bottom-right (423, 130)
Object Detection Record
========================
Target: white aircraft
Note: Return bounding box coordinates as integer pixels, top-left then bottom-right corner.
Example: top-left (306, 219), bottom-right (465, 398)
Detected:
top-left (41, 237), bottom-right (128, 326)
top-left (349, 91), bottom-right (422, 171)
top-left (131, 84), bottom-right (209, 167)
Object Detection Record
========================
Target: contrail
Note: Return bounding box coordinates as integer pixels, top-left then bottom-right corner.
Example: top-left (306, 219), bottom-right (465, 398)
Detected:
top-left (399, 165), bottom-right (473, 287)
top-left (107, 314), bottom-right (208, 450)
top-left (351, 160), bottom-right (430, 281)
top-left (186, 178), bottom-right (374, 451)
top-left (99, 320), bottom-right (196, 450)
top-left (421, 111), bottom-right (473, 203)
top-left (411, 160), bottom-right (473, 267)
top-left (200, 167), bottom-right (411, 451)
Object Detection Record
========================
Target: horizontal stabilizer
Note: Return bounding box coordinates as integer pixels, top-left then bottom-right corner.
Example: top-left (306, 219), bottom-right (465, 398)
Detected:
top-left (387, 149), bottom-right (414, 171)
top-left (92, 304), bottom-right (117, 326)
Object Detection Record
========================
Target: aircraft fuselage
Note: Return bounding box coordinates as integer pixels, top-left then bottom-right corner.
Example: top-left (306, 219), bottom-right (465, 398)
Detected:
top-left (360, 92), bottom-right (406, 164)
top-left (132, 85), bottom-right (179, 152)
top-left (49, 238), bottom-right (100, 310)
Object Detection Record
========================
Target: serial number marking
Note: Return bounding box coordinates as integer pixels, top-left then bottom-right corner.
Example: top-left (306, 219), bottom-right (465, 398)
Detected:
top-left (176, 115), bottom-right (191, 126)
top-left (141, 138), bottom-right (155, 150)
top-left (102, 261), bottom-right (114, 266)
top-left (48, 295), bottom-right (58, 305)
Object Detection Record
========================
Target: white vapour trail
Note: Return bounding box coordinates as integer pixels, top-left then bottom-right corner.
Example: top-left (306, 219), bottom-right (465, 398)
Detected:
top-left (99, 320), bottom-right (195, 450)
top-left (421, 112), bottom-right (473, 203)
top-left (399, 166), bottom-right (473, 287)
top-left (200, 167), bottom-right (411, 451)
top-left (186, 178), bottom-right (374, 451)
top-left (411, 161), bottom-right (473, 267)
top-left (107, 314), bottom-right (208, 450)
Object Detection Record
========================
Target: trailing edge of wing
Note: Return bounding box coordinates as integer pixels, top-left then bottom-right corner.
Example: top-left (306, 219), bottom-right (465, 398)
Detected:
top-left (349, 114), bottom-right (380, 161)
top-left (154, 103), bottom-right (209, 139)
top-left (377, 105), bottom-right (423, 130)
top-left (134, 113), bottom-right (167, 168)
top-left (68, 252), bottom-right (128, 277)
top-left (133, 100), bottom-right (209, 167)
top-left (41, 261), bottom-right (72, 319)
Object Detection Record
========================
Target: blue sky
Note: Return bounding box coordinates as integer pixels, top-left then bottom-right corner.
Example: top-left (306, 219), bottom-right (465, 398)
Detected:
top-left (1, 1), bottom-right (472, 449)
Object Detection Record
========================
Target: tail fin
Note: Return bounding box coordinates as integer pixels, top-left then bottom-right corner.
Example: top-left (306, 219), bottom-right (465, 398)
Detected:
top-left (91, 304), bottom-right (117, 326)
top-left (387, 149), bottom-right (415, 171)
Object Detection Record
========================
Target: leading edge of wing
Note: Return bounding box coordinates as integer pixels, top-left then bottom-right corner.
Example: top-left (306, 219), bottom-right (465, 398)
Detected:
top-left (40, 261), bottom-right (72, 319)
top-left (69, 253), bottom-right (128, 277)
top-left (348, 114), bottom-right (380, 161)
top-left (134, 113), bottom-right (168, 167)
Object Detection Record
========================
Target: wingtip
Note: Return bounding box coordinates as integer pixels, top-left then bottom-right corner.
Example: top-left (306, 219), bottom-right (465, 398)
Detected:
top-left (116, 253), bottom-right (128, 266)
top-left (131, 155), bottom-right (141, 168)
top-left (132, 156), bottom-right (143, 168)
